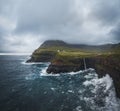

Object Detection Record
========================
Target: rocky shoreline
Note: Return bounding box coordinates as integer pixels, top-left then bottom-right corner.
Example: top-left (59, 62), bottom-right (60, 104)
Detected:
top-left (46, 55), bottom-right (120, 98)
top-left (28, 54), bottom-right (120, 98)
top-left (27, 40), bottom-right (120, 98)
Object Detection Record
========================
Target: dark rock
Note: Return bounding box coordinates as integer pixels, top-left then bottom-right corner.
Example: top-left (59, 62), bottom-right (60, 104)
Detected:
top-left (47, 55), bottom-right (120, 98)
top-left (47, 58), bottom-right (85, 73)
top-left (47, 64), bottom-right (82, 74)
top-left (27, 51), bottom-right (57, 62)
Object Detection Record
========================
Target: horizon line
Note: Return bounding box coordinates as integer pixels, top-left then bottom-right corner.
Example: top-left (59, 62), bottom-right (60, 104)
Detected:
top-left (0, 53), bottom-right (31, 55)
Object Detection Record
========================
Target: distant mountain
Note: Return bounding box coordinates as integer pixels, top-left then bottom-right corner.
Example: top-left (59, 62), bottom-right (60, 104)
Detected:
top-left (40, 40), bottom-right (67, 48)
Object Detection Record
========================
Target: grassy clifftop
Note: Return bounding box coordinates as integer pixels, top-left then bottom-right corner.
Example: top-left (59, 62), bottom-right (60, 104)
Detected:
top-left (27, 40), bottom-right (120, 63)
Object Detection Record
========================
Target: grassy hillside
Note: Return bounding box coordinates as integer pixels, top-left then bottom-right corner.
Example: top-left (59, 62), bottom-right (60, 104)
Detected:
top-left (28, 40), bottom-right (120, 63)
top-left (34, 41), bottom-right (119, 55)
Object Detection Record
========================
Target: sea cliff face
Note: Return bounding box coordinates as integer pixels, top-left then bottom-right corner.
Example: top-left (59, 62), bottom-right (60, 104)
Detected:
top-left (47, 58), bottom-right (85, 73)
top-left (89, 55), bottom-right (120, 98)
top-left (27, 51), bottom-right (57, 62)
top-left (47, 54), bottom-right (120, 97)
top-left (27, 40), bottom-right (120, 97)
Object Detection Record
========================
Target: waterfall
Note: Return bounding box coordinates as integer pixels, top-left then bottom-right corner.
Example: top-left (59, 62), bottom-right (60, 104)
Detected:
top-left (83, 58), bottom-right (87, 70)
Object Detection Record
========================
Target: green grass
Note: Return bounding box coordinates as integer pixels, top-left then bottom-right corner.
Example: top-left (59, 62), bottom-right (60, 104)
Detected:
top-left (30, 44), bottom-right (120, 65)
top-left (33, 45), bottom-right (120, 60)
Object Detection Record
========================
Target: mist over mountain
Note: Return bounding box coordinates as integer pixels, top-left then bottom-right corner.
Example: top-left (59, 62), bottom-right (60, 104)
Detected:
top-left (39, 40), bottom-right (120, 51)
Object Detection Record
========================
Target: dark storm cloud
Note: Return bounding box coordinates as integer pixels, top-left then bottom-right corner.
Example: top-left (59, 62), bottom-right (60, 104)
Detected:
top-left (110, 23), bottom-right (120, 41)
top-left (0, 0), bottom-right (120, 52)
top-left (15, 0), bottom-right (76, 34)
top-left (89, 0), bottom-right (120, 25)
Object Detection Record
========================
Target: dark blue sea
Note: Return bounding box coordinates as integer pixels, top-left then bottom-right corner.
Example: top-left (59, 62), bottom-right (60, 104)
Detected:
top-left (0, 55), bottom-right (119, 111)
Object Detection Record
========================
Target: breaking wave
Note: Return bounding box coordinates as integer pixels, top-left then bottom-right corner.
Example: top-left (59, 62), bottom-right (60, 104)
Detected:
top-left (81, 72), bottom-right (120, 111)
top-left (23, 62), bottom-right (120, 111)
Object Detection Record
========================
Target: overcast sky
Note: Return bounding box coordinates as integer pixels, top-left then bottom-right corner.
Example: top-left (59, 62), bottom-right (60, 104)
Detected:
top-left (0, 0), bottom-right (120, 53)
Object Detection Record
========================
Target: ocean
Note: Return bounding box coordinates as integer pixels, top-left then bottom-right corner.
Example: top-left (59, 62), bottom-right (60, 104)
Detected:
top-left (0, 55), bottom-right (119, 111)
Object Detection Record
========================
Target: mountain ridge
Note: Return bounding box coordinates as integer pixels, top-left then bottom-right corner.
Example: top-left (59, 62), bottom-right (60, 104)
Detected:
top-left (39, 40), bottom-right (120, 51)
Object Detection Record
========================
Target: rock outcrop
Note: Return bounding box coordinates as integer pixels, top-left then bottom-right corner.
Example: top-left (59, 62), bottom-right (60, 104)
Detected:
top-left (27, 51), bottom-right (57, 62)
top-left (47, 58), bottom-right (85, 73)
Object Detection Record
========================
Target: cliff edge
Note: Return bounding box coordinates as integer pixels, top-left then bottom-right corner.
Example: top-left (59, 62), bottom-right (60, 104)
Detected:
top-left (27, 40), bottom-right (120, 97)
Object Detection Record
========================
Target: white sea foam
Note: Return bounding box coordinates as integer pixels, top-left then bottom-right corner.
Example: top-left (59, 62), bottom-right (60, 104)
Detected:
top-left (68, 90), bottom-right (74, 93)
top-left (82, 72), bottom-right (120, 111)
top-left (40, 69), bottom-right (84, 76)
top-left (75, 106), bottom-right (82, 111)
top-left (83, 74), bottom-right (113, 93)
top-left (68, 70), bottom-right (83, 75)
top-left (40, 66), bottom-right (60, 76)
top-left (51, 87), bottom-right (55, 91)
top-left (23, 63), bottom-right (120, 110)
top-left (22, 61), bottom-right (50, 65)
top-left (66, 68), bottom-right (95, 76)
top-left (39, 68), bottom-right (95, 77)
top-left (41, 73), bottom-right (60, 77)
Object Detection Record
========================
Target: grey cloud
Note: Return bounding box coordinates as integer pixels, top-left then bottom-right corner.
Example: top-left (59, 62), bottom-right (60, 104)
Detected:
top-left (0, 0), bottom-right (17, 18)
top-left (15, 0), bottom-right (79, 34)
top-left (0, 0), bottom-right (120, 52)
top-left (110, 23), bottom-right (120, 42)
top-left (89, 0), bottom-right (120, 25)
top-left (14, 0), bottom-right (89, 45)
top-left (14, 0), bottom-right (85, 44)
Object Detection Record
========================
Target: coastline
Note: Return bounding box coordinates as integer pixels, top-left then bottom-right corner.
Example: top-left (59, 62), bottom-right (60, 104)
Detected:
top-left (27, 40), bottom-right (120, 98)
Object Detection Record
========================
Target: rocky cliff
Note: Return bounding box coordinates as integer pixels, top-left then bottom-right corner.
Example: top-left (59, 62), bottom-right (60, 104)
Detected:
top-left (27, 40), bottom-right (120, 97)
top-left (47, 54), bottom-right (120, 97)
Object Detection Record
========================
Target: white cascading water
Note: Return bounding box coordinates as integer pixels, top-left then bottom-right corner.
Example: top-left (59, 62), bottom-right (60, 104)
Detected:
top-left (83, 58), bottom-right (87, 70)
